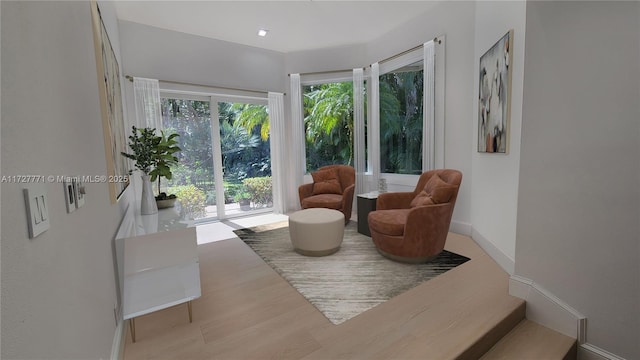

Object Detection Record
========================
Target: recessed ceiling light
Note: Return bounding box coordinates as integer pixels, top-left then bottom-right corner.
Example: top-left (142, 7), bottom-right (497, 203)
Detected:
top-left (257, 29), bottom-right (268, 37)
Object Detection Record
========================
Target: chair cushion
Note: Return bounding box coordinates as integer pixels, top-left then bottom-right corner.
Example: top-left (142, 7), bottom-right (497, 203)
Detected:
top-left (301, 194), bottom-right (343, 210)
top-left (368, 209), bottom-right (410, 236)
top-left (410, 190), bottom-right (435, 207)
top-left (423, 174), bottom-right (458, 204)
top-left (311, 168), bottom-right (342, 195)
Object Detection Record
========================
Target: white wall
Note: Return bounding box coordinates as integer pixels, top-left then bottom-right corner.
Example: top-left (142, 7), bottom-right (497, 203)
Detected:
top-left (119, 21), bottom-right (286, 94)
top-left (516, 2), bottom-right (640, 358)
top-left (366, 1), bottom-right (476, 230)
top-left (470, 1), bottom-right (526, 274)
top-left (1, 1), bottom-right (131, 358)
top-left (286, 44), bottom-right (366, 75)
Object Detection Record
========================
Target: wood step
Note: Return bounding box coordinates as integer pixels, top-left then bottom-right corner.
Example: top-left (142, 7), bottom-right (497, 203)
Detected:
top-left (124, 229), bottom-right (531, 359)
top-left (480, 319), bottom-right (577, 360)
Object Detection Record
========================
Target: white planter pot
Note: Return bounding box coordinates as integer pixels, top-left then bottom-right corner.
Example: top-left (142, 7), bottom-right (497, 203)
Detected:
top-left (140, 174), bottom-right (158, 215)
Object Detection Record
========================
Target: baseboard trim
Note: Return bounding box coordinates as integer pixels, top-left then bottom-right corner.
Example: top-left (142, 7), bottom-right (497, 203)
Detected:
top-left (579, 343), bottom-right (627, 360)
top-left (450, 220), bottom-right (472, 236)
top-left (470, 228), bottom-right (514, 275)
top-left (110, 319), bottom-right (125, 360)
top-left (509, 275), bottom-right (586, 342)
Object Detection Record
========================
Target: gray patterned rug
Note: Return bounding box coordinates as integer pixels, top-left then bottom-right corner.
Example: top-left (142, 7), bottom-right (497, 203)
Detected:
top-left (234, 221), bottom-right (469, 325)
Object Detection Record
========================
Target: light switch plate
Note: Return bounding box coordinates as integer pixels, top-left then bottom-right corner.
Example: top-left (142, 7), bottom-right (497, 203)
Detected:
top-left (63, 179), bottom-right (75, 213)
top-left (24, 184), bottom-right (50, 238)
top-left (74, 179), bottom-right (85, 209)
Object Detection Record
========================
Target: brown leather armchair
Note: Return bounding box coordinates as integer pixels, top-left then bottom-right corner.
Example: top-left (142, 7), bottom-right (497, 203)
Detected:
top-left (298, 165), bottom-right (355, 224)
top-left (367, 169), bottom-right (462, 263)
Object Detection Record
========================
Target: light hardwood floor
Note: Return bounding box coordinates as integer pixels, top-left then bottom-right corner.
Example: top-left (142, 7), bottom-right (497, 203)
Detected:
top-left (123, 228), bottom-right (524, 359)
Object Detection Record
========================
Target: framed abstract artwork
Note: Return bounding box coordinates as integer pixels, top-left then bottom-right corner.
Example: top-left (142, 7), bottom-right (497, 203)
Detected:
top-left (90, 1), bottom-right (130, 202)
top-left (478, 30), bottom-right (513, 154)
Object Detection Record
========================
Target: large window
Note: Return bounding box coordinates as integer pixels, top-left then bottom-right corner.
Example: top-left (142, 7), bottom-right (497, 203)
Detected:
top-left (291, 40), bottom-right (439, 193)
top-left (303, 81), bottom-right (355, 172)
top-left (379, 60), bottom-right (424, 175)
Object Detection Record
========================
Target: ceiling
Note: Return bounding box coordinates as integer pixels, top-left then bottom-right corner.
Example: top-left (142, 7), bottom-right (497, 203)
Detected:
top-left (114, 1), bottom-right (442, 53)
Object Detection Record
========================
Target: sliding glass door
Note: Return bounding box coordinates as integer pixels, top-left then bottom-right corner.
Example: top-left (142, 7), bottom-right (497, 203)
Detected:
top-left (216, 99), bottom-right (272, 218)
top-left (161, 97), bottom-right (216, 221)
top-left (160, 94), bottom-right (272, 223)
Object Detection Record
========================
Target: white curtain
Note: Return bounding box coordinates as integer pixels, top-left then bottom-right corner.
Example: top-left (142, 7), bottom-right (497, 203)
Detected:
top-left (353, 68), bottom-right (366, 199)
top-left (290, 74), bottom-right (305, 197)
top-left (369, 63), bottom-right (381, 192)
top-left (423, 41), bottom-right (436, 171)
top-left (133, 77), bottom-right (163, 132)
top-left (268, 92), bottom-right (286, 214)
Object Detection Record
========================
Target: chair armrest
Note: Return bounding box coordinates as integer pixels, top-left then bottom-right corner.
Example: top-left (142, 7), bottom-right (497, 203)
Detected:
top-left (342, 184), bottom-right (355, 204)
top-left (376, 192), bottom-right (414, 210)
top-left (341, 184), bottom-right (355, 216)
top-left (298, 183), bottom-right (314, 206)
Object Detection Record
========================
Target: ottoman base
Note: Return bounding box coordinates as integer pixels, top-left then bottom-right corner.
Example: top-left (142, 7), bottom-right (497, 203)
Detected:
top-left (294, 246), bottom-right (340, 257)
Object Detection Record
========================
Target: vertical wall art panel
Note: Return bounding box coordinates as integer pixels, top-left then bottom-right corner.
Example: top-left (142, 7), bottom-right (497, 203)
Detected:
top-left (90, 1), bottom-right (129, 202)
top-left (478, 30), bottom-right (513, 154)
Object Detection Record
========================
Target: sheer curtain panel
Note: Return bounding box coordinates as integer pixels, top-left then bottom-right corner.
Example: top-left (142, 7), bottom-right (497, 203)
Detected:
top-left (268, 92), bottom-right (286, 214)
top-left (423, 41), bottom-right (436, 171)
top-left (369, 63), bottom-right (381, 192)
top-left (353, 68), bottom-right (367, 198)
top-left (133, 77), bottom-right (163, 132)
top-left (290, 74), bottom-right (305, 196)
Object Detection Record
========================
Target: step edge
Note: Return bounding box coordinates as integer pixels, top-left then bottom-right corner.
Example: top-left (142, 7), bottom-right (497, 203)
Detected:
top-left (456, 300), bottom-right (526, 360)
top-left (509, 275), bottom-right (586, 342)
top-left (480, 319), bottom-right (578, 360)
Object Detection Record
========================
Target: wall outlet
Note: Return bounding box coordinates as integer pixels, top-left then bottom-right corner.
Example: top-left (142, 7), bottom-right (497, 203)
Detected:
top-left (23, 184), bottom-right (50, 238)
top-left (63, 179), bottom-right (75, 213)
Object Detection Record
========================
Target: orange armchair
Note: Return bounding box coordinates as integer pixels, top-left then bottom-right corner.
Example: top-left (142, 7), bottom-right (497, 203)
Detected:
top-left (367, 169), bottom-right (462, 263)
top-left (299, 165), bottom-right (355, 224)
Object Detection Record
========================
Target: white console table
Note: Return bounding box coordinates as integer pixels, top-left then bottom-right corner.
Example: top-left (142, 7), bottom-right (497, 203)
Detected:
top-left (116, 207), bottom-right (201, 342)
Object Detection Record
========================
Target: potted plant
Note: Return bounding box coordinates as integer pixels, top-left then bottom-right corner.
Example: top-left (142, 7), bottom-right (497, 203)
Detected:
top-left (121, 126), bottom-right (181, 214)
top-left (234, 188), bottom-right (251, 211)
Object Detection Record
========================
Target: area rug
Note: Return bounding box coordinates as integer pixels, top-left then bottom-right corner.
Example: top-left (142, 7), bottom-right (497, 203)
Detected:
top-left (234, 222), bottom-right (470, 325)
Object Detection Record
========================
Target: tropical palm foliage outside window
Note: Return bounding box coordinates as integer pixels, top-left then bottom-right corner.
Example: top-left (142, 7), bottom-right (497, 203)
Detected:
top-left (161, 98), bottom-right (271, 216)
top-left (161, 99), bottom-right (214, 190)
top-left (303, 81), bottom-right (355, 172)
top-left (379, 62), bottom-right (424, 175)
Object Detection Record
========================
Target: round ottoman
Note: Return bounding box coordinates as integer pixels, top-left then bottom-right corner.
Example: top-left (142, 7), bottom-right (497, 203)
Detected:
top-left (289, 208), bottom-right (345, 256)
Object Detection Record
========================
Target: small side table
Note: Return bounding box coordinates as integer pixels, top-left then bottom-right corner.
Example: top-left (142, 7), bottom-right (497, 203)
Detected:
top-left (357, 191), bottom-right (380, 236)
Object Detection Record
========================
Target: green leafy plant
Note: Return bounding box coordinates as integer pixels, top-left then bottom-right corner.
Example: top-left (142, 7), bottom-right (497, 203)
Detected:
top-left (169, 185), bottom-right (206, 219)
top-left (233, 188), bottom-right (251, 203)
top-left (121, 127), bottom-right (158, 175)
top-left (242, 176), bottom-right (272, 208)
top-left (151, 130), bottom-right (181, 195)
top-left (121, 126), bottom-right (181, 198)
